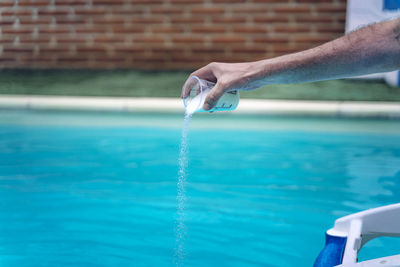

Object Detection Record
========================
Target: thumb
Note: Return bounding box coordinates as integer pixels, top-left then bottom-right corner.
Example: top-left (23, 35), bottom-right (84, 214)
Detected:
top-left (203, 81), bottom-right (226, 111)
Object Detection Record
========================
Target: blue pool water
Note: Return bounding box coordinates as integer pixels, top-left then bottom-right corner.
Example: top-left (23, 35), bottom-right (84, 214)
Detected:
top-left (0, 110), bottom-right (399, 267)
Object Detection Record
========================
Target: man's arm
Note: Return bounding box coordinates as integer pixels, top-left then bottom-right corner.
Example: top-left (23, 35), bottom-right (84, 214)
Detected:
top-left (254, 18), bottom-right (400, 84)
top-left (182, 18), bottom-right (400, 111)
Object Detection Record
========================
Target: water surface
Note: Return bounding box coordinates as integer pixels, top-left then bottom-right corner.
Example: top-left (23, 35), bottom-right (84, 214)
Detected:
top-left (0, 110), bottom-right (399, 266)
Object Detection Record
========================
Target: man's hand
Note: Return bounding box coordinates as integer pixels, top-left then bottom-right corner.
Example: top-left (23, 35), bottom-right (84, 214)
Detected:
top-left (181, 62), bottom-right (260, 111)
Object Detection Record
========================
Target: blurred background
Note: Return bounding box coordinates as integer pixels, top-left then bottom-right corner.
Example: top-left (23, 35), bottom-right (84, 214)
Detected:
top-left (1, 0), bottom-right (347, 69)
top-left (0, 0), bottom-right (398, 100)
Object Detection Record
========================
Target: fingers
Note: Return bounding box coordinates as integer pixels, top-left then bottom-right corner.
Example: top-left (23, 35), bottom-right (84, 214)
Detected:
top-left (191, 64), bottom-right (218, 82)
top-left (181, 78), bottom-right (193, 99)
top-left (181, 63), bottom-right (217, 99)
top-left (203, 81), bottom-right (226, 111)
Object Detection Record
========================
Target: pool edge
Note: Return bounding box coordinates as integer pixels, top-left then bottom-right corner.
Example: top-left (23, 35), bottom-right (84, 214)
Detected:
top-left (0, 94), bottom-right (400, 118)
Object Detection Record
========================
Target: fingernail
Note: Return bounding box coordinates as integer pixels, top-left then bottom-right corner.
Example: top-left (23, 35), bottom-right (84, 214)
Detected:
top-left (203, 103), bottom-right (210, 110)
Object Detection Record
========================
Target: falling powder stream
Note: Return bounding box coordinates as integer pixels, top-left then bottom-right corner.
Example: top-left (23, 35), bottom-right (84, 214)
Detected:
top-left (174, 111), bottom-right (192, 266)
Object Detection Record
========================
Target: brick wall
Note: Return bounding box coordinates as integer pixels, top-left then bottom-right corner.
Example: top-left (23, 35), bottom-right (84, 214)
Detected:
top-left (0, 0), bottom-right (346, 70)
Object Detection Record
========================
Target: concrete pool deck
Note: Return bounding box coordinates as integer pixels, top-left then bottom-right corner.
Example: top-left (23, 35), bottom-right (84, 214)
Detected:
top-left (1, 94), bottom-right (400, 118)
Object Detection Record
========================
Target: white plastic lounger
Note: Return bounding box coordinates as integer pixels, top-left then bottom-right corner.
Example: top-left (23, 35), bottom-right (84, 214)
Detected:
top-left (314, 203), bottom-right (400, 267)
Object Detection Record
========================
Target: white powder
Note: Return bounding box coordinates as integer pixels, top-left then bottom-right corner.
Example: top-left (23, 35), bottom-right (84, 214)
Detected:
top-left (174, 112), bottom-right (192, 266)
top-left (185, 89), bottom-right (209, 115)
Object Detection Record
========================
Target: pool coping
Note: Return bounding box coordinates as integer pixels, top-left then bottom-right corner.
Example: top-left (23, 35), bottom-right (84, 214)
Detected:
top-left (1, 94), bottom-right (400, 118)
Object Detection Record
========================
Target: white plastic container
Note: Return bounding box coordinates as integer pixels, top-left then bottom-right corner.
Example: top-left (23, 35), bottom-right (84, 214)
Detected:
top-left (182, 76), bottom-right (239, 114)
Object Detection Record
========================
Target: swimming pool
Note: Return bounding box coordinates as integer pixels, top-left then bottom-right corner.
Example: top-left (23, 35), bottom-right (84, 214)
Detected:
top-left (0, 110), bottom-right (399, 266)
